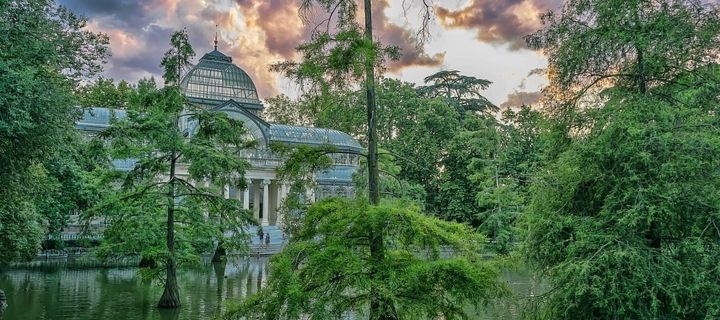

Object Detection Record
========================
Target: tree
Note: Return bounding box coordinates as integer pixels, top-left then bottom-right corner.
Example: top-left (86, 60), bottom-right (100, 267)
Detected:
top-left (471, 107), bottom-right (545, 253)
top-left (527, 0), bottom-right (720, 102)
top-left (226, 198), bottom-right (506, 320)
top-left (76, 77), bottom-right (134, 109)
top-left (523, 86), bottom-right (720, 319)
top-left (92, 30), bottom-right (256, 309)
top-left (0, 0), bottom-right (108, 262)
top-left (255, 2), bottom-right (508, 319)
top-left (418, 70), bottom-right (497, 116)
top-left (435, 115), bottom-right (495, 218)
top-left (425, 106), bottom-right (542, 256)
top-left (384, 91), bottom-right (459, 201)
top-left (36, 135), bottom-right (107, 241)
top-left (522, 0), bottom-right (720, 317)
top-left (271, 4), bottom-right (398, 314)
top-left (263, 94), bottom-right (315, 126)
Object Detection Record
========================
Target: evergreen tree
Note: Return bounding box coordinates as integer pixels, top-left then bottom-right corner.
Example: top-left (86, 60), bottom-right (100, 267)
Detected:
top-left (418, 70), bottom-right (496, 116)
top-left (91, 30), bottom-right (256, 309)
top-left (523, 0), bottom-right (720, 317)
top-left (229, 2), bottom-right (506, 319)
top-left (227, 198), bottom-right (506, 320)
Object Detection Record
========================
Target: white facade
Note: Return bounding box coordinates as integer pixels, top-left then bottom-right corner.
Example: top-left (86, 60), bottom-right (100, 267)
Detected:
top-left (76, 48), bottom-right (362, 228)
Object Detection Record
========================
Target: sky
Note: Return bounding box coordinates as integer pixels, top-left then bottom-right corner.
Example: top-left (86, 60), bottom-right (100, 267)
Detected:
top-left (59, 0), bottom-right (563, 109)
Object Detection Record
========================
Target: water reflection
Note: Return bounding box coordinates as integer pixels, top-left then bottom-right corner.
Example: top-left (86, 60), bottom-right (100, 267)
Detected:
top-left (0, 257), bottom-right (543, 320)
top-left (0, 257), bottom-right (269, 320)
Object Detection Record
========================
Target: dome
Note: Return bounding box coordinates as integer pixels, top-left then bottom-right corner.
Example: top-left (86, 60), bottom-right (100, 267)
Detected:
top-left (180, 49), bottom-right (262, 109)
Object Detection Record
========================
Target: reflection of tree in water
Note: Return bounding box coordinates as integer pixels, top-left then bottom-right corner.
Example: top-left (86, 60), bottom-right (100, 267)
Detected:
top-left (0, 288), bottom-right (6, 319)
top-left (0, 256), bottom-right (271, 320)
top-left (213, 260), bottom-right (226, 314)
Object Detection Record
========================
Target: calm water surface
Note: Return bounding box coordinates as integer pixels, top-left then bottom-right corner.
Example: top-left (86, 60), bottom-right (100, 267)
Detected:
top-left (0, 257), bottom-right (543, 320)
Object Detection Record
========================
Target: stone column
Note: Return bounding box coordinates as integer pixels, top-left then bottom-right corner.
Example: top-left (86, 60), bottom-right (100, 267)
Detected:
top-left (275, 183), bottom-right (283, 209)
top-left (253, 179), bottom-right (260, 223)
top-left (305, 185), bottom-right (316, 204)
top-left (274, 182), bottom-right (283, 227)
top-left (233, 185), bottom-right (242, 202)
top-left (262, 179), bottom-right (270, 226)
top-left (223, 184), bottom-right (230, 199)
top-left (242, 179), bottom-right (250, 210)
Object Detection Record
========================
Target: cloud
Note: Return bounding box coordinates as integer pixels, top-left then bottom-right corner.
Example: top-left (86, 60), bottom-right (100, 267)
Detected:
top-left (435, 0), bottom-right (562, 50)
top-left (235, 0), bottom-right (445, 71)
top-left (518, 67), bottom-right (546, 89)
top-left (63, 0), bottom-right (446, 97)
top-left (60, 0), bottom-right (158, 29)
top-left (500, 90), bottom-right (541, 110)
top-left (372, 0), bottom-right (445, 71)
top-left (236, 0), bottom-right (306, 59)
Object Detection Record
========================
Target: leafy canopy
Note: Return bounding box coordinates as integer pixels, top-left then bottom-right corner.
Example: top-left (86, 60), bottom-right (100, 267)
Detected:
top-left (528, 0), bottom-right (720, 105)
top-left (418, 70), bottom-right (497, 115)
top-left (226, 198), bottom-right (506, 320)
top-left (521, 0), bottom-right (720, 317)
top-left (91, 86), bottom-right (256, 267)
top-left (522, 87), bottom-right (720, 319)
top-left (0, 0), bottom-right (108, 262)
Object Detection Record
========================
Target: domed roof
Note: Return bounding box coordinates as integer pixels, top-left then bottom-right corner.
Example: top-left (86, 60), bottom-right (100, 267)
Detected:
top-left (180, 49), bottom-right (262, 109)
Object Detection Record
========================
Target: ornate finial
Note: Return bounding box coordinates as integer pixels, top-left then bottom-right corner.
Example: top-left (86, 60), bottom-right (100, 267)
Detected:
top-left (214, 24), bottom-right (218, 50)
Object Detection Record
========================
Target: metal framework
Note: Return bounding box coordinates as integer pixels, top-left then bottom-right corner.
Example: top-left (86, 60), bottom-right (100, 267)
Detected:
top-left (180, 50), bottom-right (262, 108)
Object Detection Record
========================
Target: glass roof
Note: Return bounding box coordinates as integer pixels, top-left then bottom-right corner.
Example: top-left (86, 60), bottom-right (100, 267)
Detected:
top-left (76, 107), bottom-right (127, 131)
top-left (180, 50), bottom-right (262, 107)
top-left (269, 124), bottom-right (362, 152)
top-left (316, 165), bottom-right (357, 183)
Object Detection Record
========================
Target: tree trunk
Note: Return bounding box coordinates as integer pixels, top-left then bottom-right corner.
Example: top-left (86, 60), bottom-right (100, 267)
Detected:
top-left (637, 46), bottom-right (646, 94)
top-left (139, 256), bottom-right (157, 268)
top-left (364, 0), bottom-right (379, 207)
top-left (158, 152), bottom-right (181, 308)
top-left (364, 1), bottom-right (395, 319)
top-left (211, 244), bottom-right (226, 262)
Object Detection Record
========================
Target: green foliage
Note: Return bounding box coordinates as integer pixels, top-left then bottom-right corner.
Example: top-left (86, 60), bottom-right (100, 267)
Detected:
top-left (36, 138), bottom-right (106, 236)
top-left (522, 89), bottom-right (720, 319)
top-left (226, 198), bottom-right (506, 320)
top-left (263, 94), bottom-right (315, 126)
top-left (265, 76), bottom-right (538, 254)
top-left (89, 33), bottom-right (257, 289)
top-left (161, 29), bottom-right (195, 86)
top-left (271, 28), bottom-right (397, 97)
top-left (528, 0), bottom-right (720, 100)
top-left (90, 86), bottom-right (256, 266)
top-left (418, 70), bottom-right (497, 115)
top-left (522, 1), bottom-right (720, 317)
top-left (434, 108), bottom-right (546, 254)
top-left (353, 149), bottom-right (427, 206)
top-left (76, 77), bottom-right (135, 109)
top-left (0, 0), bottom-right (108, 262)
top-left (271, 143), bottom-right (335, 187)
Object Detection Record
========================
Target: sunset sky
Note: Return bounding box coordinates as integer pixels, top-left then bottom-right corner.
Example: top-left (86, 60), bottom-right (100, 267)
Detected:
top-left (59, 0), bottom-right (563, 109)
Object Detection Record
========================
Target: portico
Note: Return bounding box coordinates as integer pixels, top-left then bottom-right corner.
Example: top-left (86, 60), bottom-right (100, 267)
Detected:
top-left (227, 176), bottom-right (290, 227)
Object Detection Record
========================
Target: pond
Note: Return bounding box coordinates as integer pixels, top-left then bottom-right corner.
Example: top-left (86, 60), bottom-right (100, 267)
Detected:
top-left (0, 256), bottom-right (545, 320)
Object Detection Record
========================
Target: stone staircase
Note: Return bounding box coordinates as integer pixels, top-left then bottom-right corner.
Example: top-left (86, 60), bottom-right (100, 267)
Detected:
top-left (245, 225), bottom-right (286, 256)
